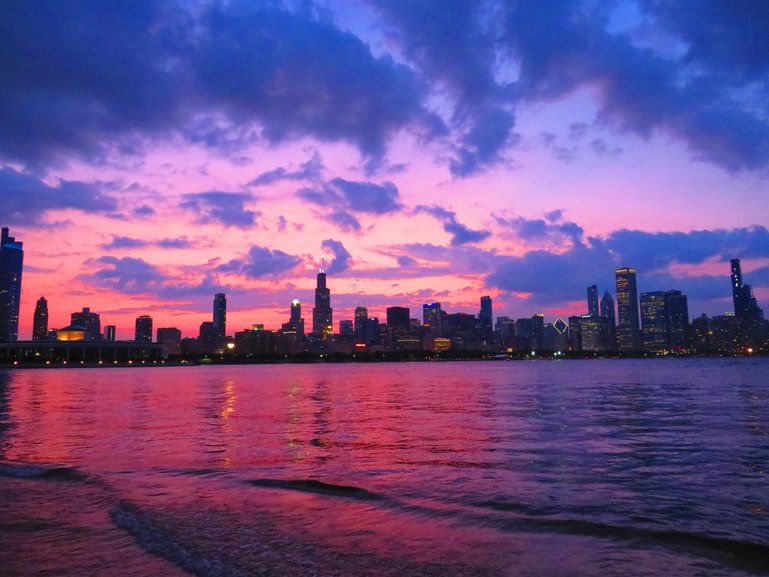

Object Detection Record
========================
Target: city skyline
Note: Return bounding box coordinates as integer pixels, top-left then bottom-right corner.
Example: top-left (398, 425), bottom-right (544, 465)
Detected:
top-left (2, 2), bottom-right (768, 339)
top-left (3, 224), bottom-right (765, 356)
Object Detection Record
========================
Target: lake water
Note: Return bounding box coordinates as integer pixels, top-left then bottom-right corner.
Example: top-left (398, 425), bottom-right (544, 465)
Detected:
top-left (1, 359), bottom-right (768, 576)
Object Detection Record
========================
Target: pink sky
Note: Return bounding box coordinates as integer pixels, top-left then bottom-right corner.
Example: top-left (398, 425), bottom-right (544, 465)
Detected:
top-left (3, 1), bottom-right (769, 339)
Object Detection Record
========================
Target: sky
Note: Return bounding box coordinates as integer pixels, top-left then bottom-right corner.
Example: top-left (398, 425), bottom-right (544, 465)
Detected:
top-left (2, 0), bottom-right (769, 340)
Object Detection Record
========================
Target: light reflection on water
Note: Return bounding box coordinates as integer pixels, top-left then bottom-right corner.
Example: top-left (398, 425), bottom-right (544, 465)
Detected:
top-left (1, 359), bottom-right (768, 576)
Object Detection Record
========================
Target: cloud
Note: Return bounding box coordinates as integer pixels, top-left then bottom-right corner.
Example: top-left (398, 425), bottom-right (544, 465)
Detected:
top-left (218, 246), bottom-right (301, 279)
top-left (321, 239), bottom-right (352, 274)
top-left (299, 178), bottom-right (402, 214)
top-left (0, 167), bottom-right (118, 225)
top-left (485, 225), bottom-right (769, 310)
top-left (180, 191), bottom-right (258, 227)
top-left (87, 256), bottom-right (167, 294)
top-left (497, 215), bottom-right (585, 248)
top-left (0, 2), bottom-right (436, 169)
top-left (133, 205), bottom-right (156, 217)
top-left (189, 3), bottom-right (436, 161)
top-left (297, 177), bottom-right (402, 232)
top-left (101, 236), bottom-right (193, 250)
top-left (327, 211), bottom-right (362, 233)
top-left (415, 205), bottom-right (491, 245)
top-left (369, 1), bottom-right (517, 177)
top-left (249, 150), bottom-right (324, 186)
top-left (2, 1), bottom-right (768, 177)
top-left (501, 1), bottom-right (769, 172)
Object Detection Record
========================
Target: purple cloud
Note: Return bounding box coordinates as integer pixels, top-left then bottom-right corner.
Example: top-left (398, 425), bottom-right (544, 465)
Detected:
top-left (322, 239), bottom-right (352, 275)
top-left (180, 192), bottom-right (259, 228)
top-left (218, 246), bottom-right (301, 279)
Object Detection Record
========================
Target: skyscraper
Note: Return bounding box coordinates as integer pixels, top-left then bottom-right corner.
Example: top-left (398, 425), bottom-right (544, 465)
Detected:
top-left (386, 306), bottom-right (410, 331)
top-left (0, 227), bottom-right (23, 342)
top-left (213, 293), bottom-right (227, 338)
top-left (665, 290), bottom-right (690, 351)
top-left (478, 296), bottom-right (493, 344)
top-left (600, 291), bottom-right (617, 350)
top-left (615, 267), bottom-right (641, 351)
top-left (157, 327), bottom-right (182, 355)
top-left (354, 306), bottom-right (368, 341)
top-left (32, 296), bottom-right (48, 341)
top-left (730, 258), bottom-right (763, 321)
top-left (587, 285), bottom-right (599, 316)
top-left (135, 315), bottom-right (153, 342)
top-left (312, 269), bottom-right (333, 338)
top-left (422, 303), bottom-right (442, 335)
top-left (640, 291), bottom-right (668, 352)
top-left (71, 307), bottom-right (101, 341)
top-left (288, 299), bottom-right (305, 337)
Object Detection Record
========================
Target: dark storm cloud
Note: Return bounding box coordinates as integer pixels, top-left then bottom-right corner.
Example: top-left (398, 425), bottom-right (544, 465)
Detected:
top-left (218, 246), bottom-right (301, 279)
top-left (415, 205), bottom-right (491, 246)
top-left (641, 0), bottom-right (769, 83)
top-left (0, 167), bottom-right (118, 225)
top-left (368, 0), bottom-right (517, 177)
top-left (0, 1), bottom-right (436, 169)
top-left (500, 0), bottom-right (769, 172)
top-left (180, 192), bottom-right (258, 228)
top-left (1, 1), bottom-right (768, 176)
top-left (321, 239), bottom-right (352, 274)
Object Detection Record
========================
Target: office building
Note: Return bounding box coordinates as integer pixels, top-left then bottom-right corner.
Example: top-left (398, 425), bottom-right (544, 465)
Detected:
top-left (640, 291), bottom-right (668, 352)
top-left (615, 268), bottom-right (641, 351)
top-left (339, 320), bottom-right (354, 337)
top-left (0, 227), bottom-right (23, 342)
top-left (71, 307), bottom-right (101, 341)
top-left (665, 290), bottom-right (690, 351)
top-left (730, 258), bottom-right (763, 321)
top-left (289, 299), bottom-right (305, 337)
top-left (478, 296), bottom-right (493, 344)
top-left (135, 315), bottom-right (153, 342)
top-left (587, 285), bottom-right (599, 316)
top-left (354, 306), bottom-right (368, 341)
top-left (213, 292), bottom-right (227, 341)
top-left (312, 269), bottom-right (333, 338)
top-left (32, 296), bottom-right (48, 341)
top-left (600, 291), bottom-right (617, 349)
top-left (198, 321), bottom-right (217, 353)
top-left (422, 303), bottom-right (442, 335)
top-left (386, 306), bottom-right (410, 331)
top-left (157, 327), bottom-right (182, 356)
top-left (104, 325), bottom-right (116, 342)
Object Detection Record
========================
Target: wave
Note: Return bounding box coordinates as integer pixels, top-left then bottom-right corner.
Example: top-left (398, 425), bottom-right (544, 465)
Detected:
top-left (0, 461), bottom-right (88, 482)
top-left (111, 500), bottom-right (247, 577)
top-left (246, 478), bottom-right (386, 501)
top-left (471, 498), bottom-right (769, 573)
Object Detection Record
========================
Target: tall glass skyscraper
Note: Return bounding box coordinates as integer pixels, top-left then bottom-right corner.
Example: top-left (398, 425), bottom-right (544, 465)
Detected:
top-left (213, 293), bottom-right (227, 338)
top-left (312, 270), bottom-right (333, 338)
top-left (0, 227), bottom-right (23, 342)
top-left (587, 285), bottom-right (599, 316)
top-left (479, 296), bottom-right (493, 343)
top-left (615, 267), bottom-right (641, 351)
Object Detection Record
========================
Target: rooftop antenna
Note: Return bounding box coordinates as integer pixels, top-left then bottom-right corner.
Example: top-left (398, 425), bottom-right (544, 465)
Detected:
top-left (319, 258), bottom-right (325, 274)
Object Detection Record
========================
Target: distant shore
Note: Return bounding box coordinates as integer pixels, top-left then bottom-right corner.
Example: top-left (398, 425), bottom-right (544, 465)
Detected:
top-left (1, 349), bottom-right (765, 369)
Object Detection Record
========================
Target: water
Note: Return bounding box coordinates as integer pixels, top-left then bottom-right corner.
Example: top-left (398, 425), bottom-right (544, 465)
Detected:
top-left (1, 358), bottom-right (768, 576)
